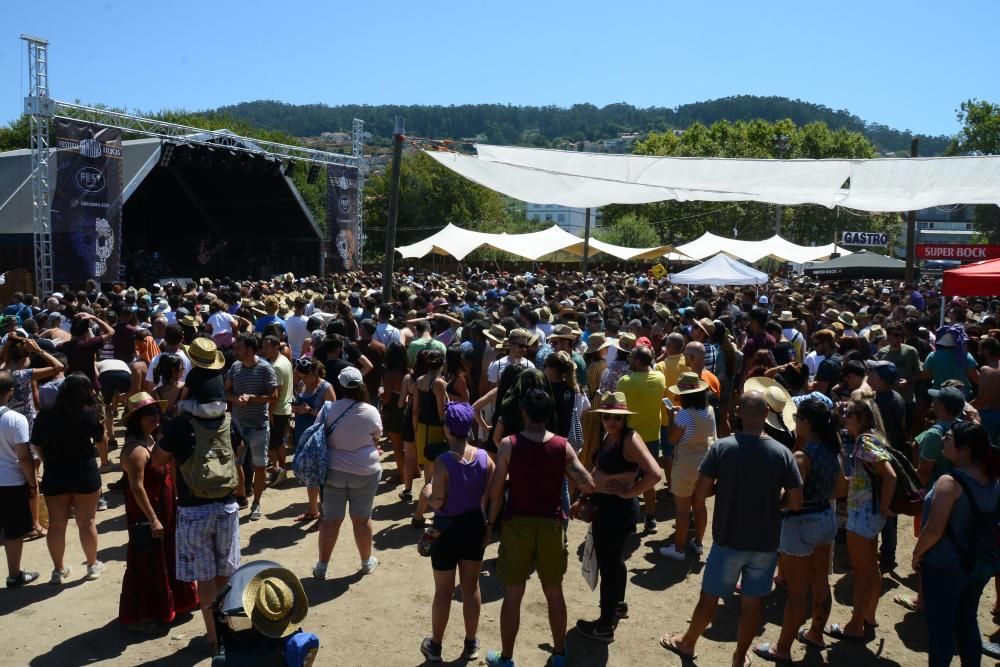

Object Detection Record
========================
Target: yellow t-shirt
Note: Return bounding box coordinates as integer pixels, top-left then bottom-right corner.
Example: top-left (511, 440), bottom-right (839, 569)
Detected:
top-left (616, 370), bottom-right (667, 443)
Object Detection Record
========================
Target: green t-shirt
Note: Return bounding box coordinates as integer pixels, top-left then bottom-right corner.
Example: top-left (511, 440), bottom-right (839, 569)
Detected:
top-left (407, 336), bottom-right (447, 368)
top-left (916, 421), bottom-right (954, 490)
top-left (272, 353), bottom-right (294, 416)
top-left (877, 343), bottom-right (921, 403)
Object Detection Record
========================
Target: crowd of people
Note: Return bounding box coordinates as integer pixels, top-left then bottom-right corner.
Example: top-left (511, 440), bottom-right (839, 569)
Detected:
top-left (0, 267), bottom-right (999, 666)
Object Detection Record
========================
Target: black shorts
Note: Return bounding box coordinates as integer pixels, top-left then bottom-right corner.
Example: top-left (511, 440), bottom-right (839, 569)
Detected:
top-left (269, 415), bottom-right (291, 449)
top-left (431, 510), bottom-right (487, 571)
top-left (0, 485), bottom-right (34, 538)
top-left (99, 370), bottom-right (132, 403)
top-left (40, 462), bottom-right (102, 496)
top-left (402, 406), bottom-right (415, 442)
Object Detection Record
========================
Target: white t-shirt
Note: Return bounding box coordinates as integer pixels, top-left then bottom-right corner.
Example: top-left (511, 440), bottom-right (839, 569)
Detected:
top-left (98, 358), bottom-right (131, 374)
top-left (208, 311), bottom-right (236, 337)
top-left (805, 351), bottom-right (826, 377)
top-left (324, 400), bottom-right (383, 476)
top-left (284, 314), bottom-right (309, 358)
top-left (487, 355), bottom-right (534, 384)
top-left (0, 407), bottom-right (31, 486)
top-left (145, 350), bottom-right (193, 383)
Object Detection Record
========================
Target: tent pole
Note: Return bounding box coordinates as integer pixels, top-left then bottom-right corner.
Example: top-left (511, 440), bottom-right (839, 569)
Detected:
top-left (940, 296), bottom-right (945, 328)
top-left (381, 116), bottom-right (405, 305)
top-left (582, 208), bottom-right (592, 274)
top-left (905, 139), bottom-right (919, 282)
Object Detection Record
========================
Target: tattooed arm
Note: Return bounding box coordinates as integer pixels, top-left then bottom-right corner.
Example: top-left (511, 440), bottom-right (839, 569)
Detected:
top-left (564, 443), bottom-right (596, 494)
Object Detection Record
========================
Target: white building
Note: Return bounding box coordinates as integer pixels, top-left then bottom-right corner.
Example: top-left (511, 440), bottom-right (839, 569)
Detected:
top-left (525, 204), bottom-right (602, 235)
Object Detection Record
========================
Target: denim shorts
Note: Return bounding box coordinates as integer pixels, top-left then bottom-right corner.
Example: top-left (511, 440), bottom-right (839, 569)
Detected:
top-left (847, 505), bottom-right (886, 540)
top-left (702, 544), bottom-right (778, 598)
top-left (659, 425), bottom-right (675, 458)
top-left (238, 424), bottom-right (270, 468)
top-left (779, 507), bottom-right (836, 557)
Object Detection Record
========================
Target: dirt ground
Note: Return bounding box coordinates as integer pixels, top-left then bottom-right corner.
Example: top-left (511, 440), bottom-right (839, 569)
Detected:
top-left (4, 445), bottom-right (1000, 667)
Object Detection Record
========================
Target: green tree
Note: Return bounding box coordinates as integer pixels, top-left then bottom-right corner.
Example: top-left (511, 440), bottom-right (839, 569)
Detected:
top-left (949, 99), bottom-right (1000, 241)
top-left (362, 151), bottom-right (508, 261)
top-left (603, 118), bottom-right (899, 248)
top-left (595, 212), bottom-right (660, 248)
top-left (0, 116), bottom-right (31, 152)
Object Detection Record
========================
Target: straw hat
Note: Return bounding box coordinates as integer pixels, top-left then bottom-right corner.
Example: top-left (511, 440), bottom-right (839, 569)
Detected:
top-left (694, 318), bottom-right (716, 337)
top-left (777, 310), bottom-right (797, 324)
top-left (593, 391), bottom-right (636, 415)
top-left (548, 323), bottom-right (577, 341)
top-left (614, 332), bottom-right (638, 353)
top-left (242, 567), bottom-right (309, 638)
top-left (821, 308), bottom-right (840, 321)
top-left (188, 337), bottom-right (225, 370)
top-left (536, 306), bottom-right (554, 324)
top-left (653, 303), bottom-right (671, 321)
top-left (585, 332), bottom-right (612, 353)
top-left (121, 392), bottom-right (167, 426)
top-left (743, 376), bottom-right (796, 432)
top-left (669, 371), bottom-right (710, 395)
top-left (838, 312), bottom-right (857, 328)
top-left (482, 324), bottom-right (507, 346)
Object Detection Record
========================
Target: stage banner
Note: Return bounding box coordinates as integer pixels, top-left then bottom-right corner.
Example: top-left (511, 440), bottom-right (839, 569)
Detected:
top-left (326, 164), bottom-right (360, 272)
top-left (51, 119), bottom-right (123, 283)
top-left (916, 244), bottom-right (1000, 261)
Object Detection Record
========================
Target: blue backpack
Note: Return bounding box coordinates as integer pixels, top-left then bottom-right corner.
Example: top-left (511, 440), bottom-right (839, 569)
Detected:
top-left (293, 401), bottom-right (357, 488)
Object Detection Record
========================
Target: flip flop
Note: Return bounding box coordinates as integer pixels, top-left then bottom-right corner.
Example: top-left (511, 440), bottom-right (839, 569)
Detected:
top-left (659, 635), bottom-right (696, 661)
top-left (796, 629), bottom-right (825, 650)
top-left (892, 594), bottom-right (922, 613)
top-left (752, 643), bottom-right (791, 664)
top-left (23, 528), bottom-right (46, 541)
top-left (294, 512), bottom-right (321, 522)
top-left (983, 641), bottom-right (1000, 659)
top-left (823, 624), bottom-right (866, 642)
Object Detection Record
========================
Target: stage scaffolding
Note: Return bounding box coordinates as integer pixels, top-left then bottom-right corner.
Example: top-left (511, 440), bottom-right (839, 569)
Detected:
top-left (21, 35), bottom-right (366, 292)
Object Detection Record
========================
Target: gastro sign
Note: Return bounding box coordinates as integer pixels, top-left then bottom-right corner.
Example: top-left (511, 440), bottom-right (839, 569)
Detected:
top-left (841, 231), bottom-right (888, 246)
top-left (916, 244), bottom-right (1000, 260)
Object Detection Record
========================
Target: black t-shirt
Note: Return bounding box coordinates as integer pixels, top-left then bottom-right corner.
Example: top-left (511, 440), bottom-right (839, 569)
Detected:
top-left (33, 407), bottom-right (103, 494)
top-left (874, 389), bottom-right (906, 451)
top-left (184, 366), bottom-right (226, 404)
top-left (322, 358), bottom-right (356, 386)
top-left (159, 414), bottom-right (243, 506)
top-left (815, 353), bottom-right (843, 387)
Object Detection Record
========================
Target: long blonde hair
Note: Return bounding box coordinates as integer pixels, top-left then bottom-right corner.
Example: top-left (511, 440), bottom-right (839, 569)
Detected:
top-left (848, 388), bottom-right (888, 444)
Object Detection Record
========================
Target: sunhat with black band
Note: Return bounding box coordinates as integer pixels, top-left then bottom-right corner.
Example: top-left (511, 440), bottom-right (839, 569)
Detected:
top-left (121, 391), bottom-right (167, 426)
top-left (585, 332), bottom-right (613, 354)
top-left (242, 567), bottom-right (309, 638)
top-left (592, 391), bottom-right (637, 415)
top-left (188, 337), bottom-right (225, 370)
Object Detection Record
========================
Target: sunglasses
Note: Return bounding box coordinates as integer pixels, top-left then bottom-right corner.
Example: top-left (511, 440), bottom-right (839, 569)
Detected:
top-left (601, 414), bottom-right (625, 421)
top-left (294, 359), bottom-right (314, 371)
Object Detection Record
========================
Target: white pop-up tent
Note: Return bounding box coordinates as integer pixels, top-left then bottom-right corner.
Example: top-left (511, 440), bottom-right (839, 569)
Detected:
top-left (668, 253), bottom-right (769, 286)
top-left (675, 231), bottom-right (847, 263)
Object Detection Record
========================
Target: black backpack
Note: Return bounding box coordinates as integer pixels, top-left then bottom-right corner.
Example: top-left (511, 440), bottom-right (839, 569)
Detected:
top-left (946, 473), bottom-right (1000, 582)
top-left (863, 435), bottom-right (924, 516)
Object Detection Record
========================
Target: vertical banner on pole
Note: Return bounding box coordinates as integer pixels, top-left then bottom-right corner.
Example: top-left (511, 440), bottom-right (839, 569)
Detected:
top-left (51, 119), bottom-right (123, 284)
top-left (326, 164), bottom-right (360, 273)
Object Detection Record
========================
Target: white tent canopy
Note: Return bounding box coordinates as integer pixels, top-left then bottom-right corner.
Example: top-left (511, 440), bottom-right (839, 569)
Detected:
top-left (394, 223), bottom-right (681, 261)
top-left (668, 253), bottom-right (769, 286)
top-left (675, 231), bottom-right (848, 263)
top-left (425, 145), bottom-right (1000, 211)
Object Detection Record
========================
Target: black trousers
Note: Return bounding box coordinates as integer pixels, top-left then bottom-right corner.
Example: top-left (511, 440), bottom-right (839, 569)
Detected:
top-left (592, 494), bottom-right (634, 622)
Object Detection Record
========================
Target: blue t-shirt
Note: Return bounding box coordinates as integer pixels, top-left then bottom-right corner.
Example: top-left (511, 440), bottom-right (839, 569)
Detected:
top-left (923, 349), bottom-right (976, 397)
top-left (254, 314), bottom-right (285, 333)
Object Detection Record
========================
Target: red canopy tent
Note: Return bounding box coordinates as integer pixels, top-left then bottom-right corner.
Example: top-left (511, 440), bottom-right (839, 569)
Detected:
top-left (942, 257), bottom-right (1000, 296)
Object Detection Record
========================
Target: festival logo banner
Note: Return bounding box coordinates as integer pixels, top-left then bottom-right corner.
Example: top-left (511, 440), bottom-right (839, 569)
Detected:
top-left (326, 163), bottom-right (359, 272)
top-left (51, 119), bottom-right (123, 283)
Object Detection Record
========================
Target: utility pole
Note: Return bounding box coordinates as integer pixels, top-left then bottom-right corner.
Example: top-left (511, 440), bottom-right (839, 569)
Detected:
top-left (381, 116), bottom-right (404, 304)
top-left (582, 207), bottom-right (592, 274)
top-left (904, 138), bottom-right (919, 283)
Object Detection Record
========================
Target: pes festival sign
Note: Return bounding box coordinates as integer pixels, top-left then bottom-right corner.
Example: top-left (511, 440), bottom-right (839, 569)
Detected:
top-left (841, 231), bottom-right (889, 247)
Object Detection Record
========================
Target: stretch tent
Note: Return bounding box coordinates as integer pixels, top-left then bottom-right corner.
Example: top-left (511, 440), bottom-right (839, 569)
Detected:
top-left (803, 249), bottom-right (905, 279)
top-left (675, 231), bottom-right (847, 264)
top-left (942, 258), bottom-right (1000, 297)
top-left (426, 145), bottom-right (1000, 211)
top-left (668, 253), bottom-right (769, 286)
top-left (395, 223), bottom-right (680, 261)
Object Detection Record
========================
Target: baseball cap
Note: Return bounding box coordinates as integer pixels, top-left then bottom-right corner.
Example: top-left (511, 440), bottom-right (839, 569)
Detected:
top-left (444, 402), bottom-right (475, 438)
top-left (928, 386), bottom-right (966, 415)
top-left (338, 366), bottom-right (363, 389)
top-left (865, 359), bottom-right (899, 384)
top-left (758, 295), bottom-right (769, 305)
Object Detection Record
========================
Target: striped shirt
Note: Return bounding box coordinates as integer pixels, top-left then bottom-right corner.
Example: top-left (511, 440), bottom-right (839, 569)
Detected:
top-left (227, 356), bottom-right (277, 428)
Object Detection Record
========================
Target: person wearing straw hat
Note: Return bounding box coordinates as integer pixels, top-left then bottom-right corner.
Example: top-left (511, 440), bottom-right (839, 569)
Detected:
top-left (486, 328), bottom-right (535, 391)
top-left (778, 311), bottom-right (805, 364)
top-left (242, 566), bottom-right (308, 639)
top-left (599, 332), bottom-right (635, 394)
top-left (659, 372), bottom-right (716, 562)
top-left (744, 376), bottom-right (797, 449)
top-left (119, 391), bottom-right (198, 633)
top-left (573, 392), bottom-right (662, 644)
top-left (583, 333), bottom-right (611, 404)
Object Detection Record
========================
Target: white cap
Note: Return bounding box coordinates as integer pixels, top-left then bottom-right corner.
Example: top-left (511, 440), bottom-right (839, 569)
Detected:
top-left (758, 295), bottom-right (769, 305)
top-left (338, 366), bottom-right (363, 389)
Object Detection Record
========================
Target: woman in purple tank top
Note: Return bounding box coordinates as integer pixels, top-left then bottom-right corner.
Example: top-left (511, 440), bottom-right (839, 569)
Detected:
top-left (420, 402), bottom-right (496, 663)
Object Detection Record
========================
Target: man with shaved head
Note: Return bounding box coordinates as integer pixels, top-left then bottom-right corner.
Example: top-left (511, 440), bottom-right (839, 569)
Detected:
top-left (683, 341), bottom-right (721, 399)
top-left (660, 390), bottom-right (803, 667)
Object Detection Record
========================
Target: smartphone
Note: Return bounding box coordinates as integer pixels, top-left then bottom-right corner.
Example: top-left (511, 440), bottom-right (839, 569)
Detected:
top-left (662, 397), bottom-right (674, 410)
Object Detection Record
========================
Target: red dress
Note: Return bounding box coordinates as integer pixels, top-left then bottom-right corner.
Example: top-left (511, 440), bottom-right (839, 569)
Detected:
top-left (119, 440), bottom-right (199, 625)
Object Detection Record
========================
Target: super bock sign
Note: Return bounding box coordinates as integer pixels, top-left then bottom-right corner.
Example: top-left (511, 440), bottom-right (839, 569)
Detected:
top-left (840, 231), bottom-right (889, 247)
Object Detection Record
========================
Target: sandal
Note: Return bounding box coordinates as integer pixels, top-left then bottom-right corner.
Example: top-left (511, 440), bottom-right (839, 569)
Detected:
top-left (294, 512), bottom-right (321, 522)
top-left (659, 635), bottom-right (696, 661)
top-left (23, 527), bottom-right (47, 541)
top-left (892, 594), bottom-right (922, 613)
top-left (796, 629), bottom-right (825, 650)
top-left (823, 624), bottom-right (866, 642)
top-left (752, 643), bottom-right (791, 664)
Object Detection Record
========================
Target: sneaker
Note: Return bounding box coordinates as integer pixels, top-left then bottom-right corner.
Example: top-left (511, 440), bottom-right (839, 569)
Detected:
top-left (267, 468), bottom-right (287, 488)
top-left (236, 496), bottom-right (249, 510)
top-left (85, 561), bottom-right (105, 580)
top-left (485, 650), bottom-right (515, 667)
top-left (50, 567), bottom-right (71, 585)
top-left (398, 489), bottom-right (413, 502)
top-left (643, 516), bottom-right (657, 532)
top-left (6, 570), bottom-right (39, 588)
top-left (312, 561), bottom-right (328, 580)
top-left (420, 637), bottom-right (443, 662)
top-left (96, 496), bottom-right (108, 512)
top-left (658, 544), bottom-right (686, 561)
top-left (249, 504), bottom-right (262, 521)
top-left (689, 539), bottom-right (705, 556)
top-left (361, 556), bottom-right (379, 575)
top-left (576, 618), bottom-right (615, 643)
top-left (461, 638), bottom-right (480, 660)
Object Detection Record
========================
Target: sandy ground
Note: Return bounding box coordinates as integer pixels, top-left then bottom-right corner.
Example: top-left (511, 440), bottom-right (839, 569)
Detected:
top-left (4, 443), bottom-right (1000, 667)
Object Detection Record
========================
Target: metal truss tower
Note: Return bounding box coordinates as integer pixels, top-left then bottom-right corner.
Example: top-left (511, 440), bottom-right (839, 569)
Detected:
top-left (352, 118), bottom-right (367, 267)
top-left (22, 35), bottom-right (54, 295)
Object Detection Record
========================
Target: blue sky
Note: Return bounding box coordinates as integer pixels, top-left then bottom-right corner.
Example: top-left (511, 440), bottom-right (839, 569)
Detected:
top-left (2, 0), bottom-right (997, 137)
